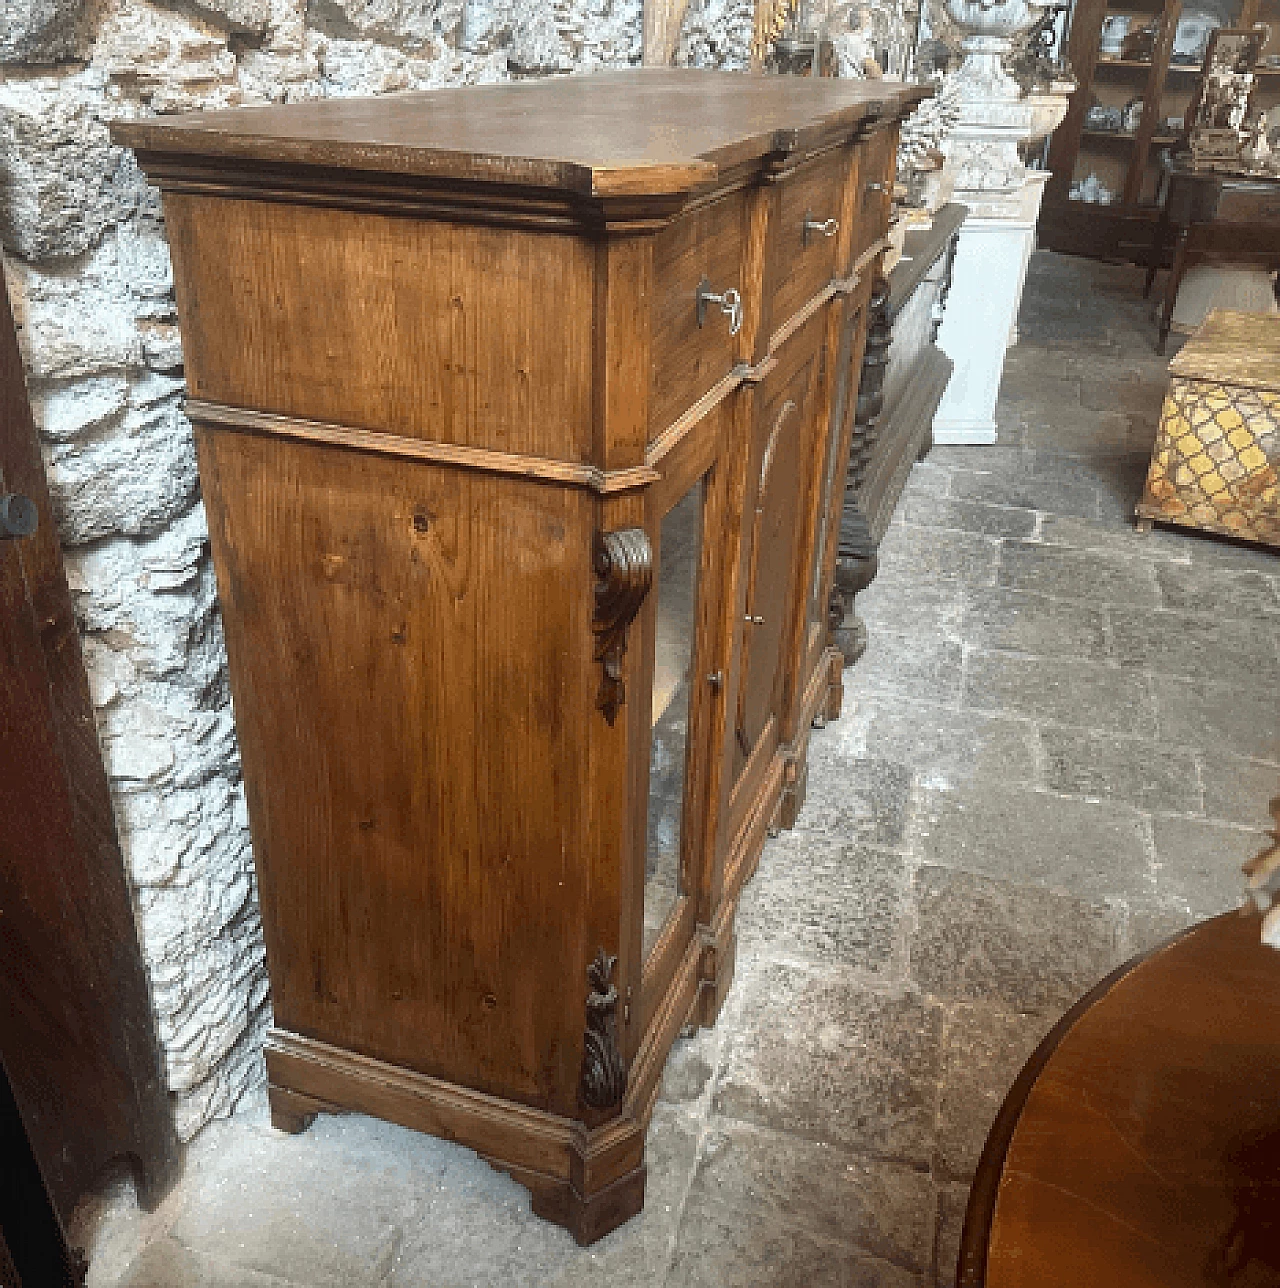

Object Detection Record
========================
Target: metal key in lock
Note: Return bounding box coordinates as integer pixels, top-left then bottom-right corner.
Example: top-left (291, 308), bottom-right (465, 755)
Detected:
top-left (696, 277), bottom-right (743, 336)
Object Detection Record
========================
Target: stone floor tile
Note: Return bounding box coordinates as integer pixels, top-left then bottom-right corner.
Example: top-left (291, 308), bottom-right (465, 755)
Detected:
top-left (115, 1239), bottom-right (301, 1288)
top-left (1198, 754), bottom-right (1280, 830)
top-left (875, 524), bottom-right (1001, 587)
top-left (963, 651), bottom-right (1156, 736)
top-left (1019, 407), bottom-right (1137, 455)
top-left (962, 586), bottom-right (1108, 661)
top-left (934, 1002), bottom-right (1054, 1184)
top-left (996, 366), bottom-right (1080, 409)
top-left (1186, 532), bottom-right (1280, 576)
top-left (1110, 603), bottom-right (1280, 682)
top-left (1036, 512), bottom-right (1192, 563)
top-left (997, 540), bottom-right (1161, 606)
top-left (1151, 815), bottom-right (1263, 919)
top-left (857, 577), bottom-right (966, 639)
top-left (947, 465), bottom-right (1100, 521)
top-left (1078, 371), bottom-right (1167, 417)
top-left (910, 866), bottom-right (1123, 1015)
top-left (1153, 672), bottom-right (1280, 762)
top-left (792, 752), bottom-right (915, 848)
top-left (900, 494), bottom-right (1038, 540)
top-left (903, 460), bottom-right (952, 499)
top-left (1121, 897), bottom-right (1196, 957)
top-left (845, 629), bottom-right (965, 706)
top-left (924, 445), bottom-right (1026, 474)
top-left (913, 782), bottom-right (1152, 904)
top-left (689, 1119), bottom-right (936, 1273)
top-left (167, 1113), bottom-right (422, 1287)
top-left (1038, 725), bottom-right (1202, 814)
top-left (738, 832), bottom-right (909, 975)
top-left (859, 698), bottom-right (1039, 792)
top-left (665, 1193), bottom-right (924, 1288)
top-left (1155, 561), bottom-right (1280, 621)
top-left (714, 961), bottom-right (943, 1166)
top-left (932, 1185), bottom-right (969, 1288)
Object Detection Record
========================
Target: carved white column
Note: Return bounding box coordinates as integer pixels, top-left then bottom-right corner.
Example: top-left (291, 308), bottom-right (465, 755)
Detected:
top-left (932, 0), bottom-right (1071, 444)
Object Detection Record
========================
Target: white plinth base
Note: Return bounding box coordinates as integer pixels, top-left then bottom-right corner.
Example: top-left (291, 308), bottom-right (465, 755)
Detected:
top-left (933, 173), bottom-right (1049, 446)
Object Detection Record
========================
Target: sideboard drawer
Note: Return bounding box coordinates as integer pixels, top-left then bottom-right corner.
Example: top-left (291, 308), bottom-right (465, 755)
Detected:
top-left (651, 188), bottom-right (749, 436)
top-left (851, 128), bottom-right (894, 263)
top-left (769, 146), bottom-right (850, 329)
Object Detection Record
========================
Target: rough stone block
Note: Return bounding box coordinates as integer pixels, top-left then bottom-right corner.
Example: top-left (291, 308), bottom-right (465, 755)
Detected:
top-left (686, 1119), bottom-right (936, 1274)
top-left (0, 80), bottom-right (154, 262)
top-left (1039, 726), bottom-right (1202, 814)
top-left (737, 832), bottom-right (909, 975)
top-left (997, 540), bottom-right (1161, 606)
top-left (1152, 672), bottom-right (1280, 763)
top-left (963, 650), bottom-right (1157, 736)
top-left (962, 586), bottom-right (1108, 661)
top-left (913, 781), bottom-right (1151, 904)
top-left (1151, 815), bottom-right (1262, 919)
top-left (934, 1001), bottom-right (1054, 1183)
top-left (0, 0), bottom-right (90, 63)
top-left (910, 865), bottom-right (1123, 1014)
top-left (714, 960), bottom-right (943, 1165)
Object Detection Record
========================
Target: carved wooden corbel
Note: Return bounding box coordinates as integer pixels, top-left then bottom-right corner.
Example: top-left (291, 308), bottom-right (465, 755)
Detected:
top-left (579, 948), bottom-right (627, 1111)
top-left (592, 527), bottom-right (652, 725)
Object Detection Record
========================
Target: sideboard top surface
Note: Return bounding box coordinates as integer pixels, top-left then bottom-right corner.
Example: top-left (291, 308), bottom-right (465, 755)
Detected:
top-left (112, 69), bottom-right (927, 199)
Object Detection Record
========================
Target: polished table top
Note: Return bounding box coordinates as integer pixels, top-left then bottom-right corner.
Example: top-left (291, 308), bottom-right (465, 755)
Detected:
top-left (962, 905), bottom-right (1280, 1287)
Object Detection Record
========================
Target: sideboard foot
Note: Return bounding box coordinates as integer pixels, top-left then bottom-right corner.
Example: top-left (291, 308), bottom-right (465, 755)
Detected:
top-left (268, 1085), bottom-right (322, 1135)
top-left (530, 1164), bottom-right (647, 1247)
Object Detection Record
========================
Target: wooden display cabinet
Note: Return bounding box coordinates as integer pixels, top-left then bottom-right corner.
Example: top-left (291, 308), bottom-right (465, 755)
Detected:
top-left (113, 70), bottom-right (924, 1243)
top-left (1041, 0), bottom-right (1280, 260)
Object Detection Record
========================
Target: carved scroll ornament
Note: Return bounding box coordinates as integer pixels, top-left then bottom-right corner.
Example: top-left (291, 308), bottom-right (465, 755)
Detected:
top-left (592, 527), bottom-right (653, 725)
top-left (579, 948), bottom-right (627, 1111)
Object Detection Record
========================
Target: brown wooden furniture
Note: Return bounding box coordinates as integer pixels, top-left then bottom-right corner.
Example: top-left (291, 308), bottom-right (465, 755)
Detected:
top-left (0, 261), bottom-right (177, 1263)
top-left (1040, 0), bottom-right (1280, 262)
top-left (831, 203), bottom-right (964, 663)
top-left (1142, 163), bottom-right (1280, 351)
top-left (959, 904), bottom-right (1280, 1288)
top-left (113, 70), bottom-right (925, 1243)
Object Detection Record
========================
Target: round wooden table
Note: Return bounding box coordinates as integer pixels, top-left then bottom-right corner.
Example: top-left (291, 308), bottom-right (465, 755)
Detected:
top-left (960, 905), bottom-right (1280, 1287)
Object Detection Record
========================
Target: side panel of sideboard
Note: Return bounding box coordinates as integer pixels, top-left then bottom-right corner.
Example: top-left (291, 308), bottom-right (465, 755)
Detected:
top-left (194, 424), bottom-right (620, 1120)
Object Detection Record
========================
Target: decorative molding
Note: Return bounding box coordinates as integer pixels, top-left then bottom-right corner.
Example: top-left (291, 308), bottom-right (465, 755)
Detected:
top-left (186, 400), bottom-right (660, 495)
top-left (579, 949), bottom-right (627, 1111)
top-left (592, 528), bottom-right (653, 725)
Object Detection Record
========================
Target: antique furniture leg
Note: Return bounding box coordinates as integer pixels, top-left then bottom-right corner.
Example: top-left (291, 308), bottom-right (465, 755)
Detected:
top-left (1158, 226), bottom-right (1191, 355)
top-left (1144, 200), bottom-right (1171, 300)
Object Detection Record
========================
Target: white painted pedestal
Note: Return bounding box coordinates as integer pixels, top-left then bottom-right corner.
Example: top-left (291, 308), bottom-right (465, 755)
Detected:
top-left (933, 171), bottom-right (1050, 445)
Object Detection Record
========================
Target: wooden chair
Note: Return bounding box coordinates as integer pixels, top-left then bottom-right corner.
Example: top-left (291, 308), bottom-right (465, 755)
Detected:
top-left (1143, 164), bottom-right (1280, 353)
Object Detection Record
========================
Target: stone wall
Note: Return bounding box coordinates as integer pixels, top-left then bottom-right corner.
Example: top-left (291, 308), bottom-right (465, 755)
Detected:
top-left (1, 0), bottom-right (644, 1142)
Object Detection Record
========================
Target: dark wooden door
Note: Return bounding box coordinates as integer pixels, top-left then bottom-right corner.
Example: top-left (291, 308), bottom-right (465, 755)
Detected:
top-left (732, 349), bottom-right (821, 781)
top-left (0, 261), bottom-right (177, 1232)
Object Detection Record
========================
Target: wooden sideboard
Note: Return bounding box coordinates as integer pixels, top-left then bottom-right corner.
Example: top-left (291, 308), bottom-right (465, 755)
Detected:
top-left (113, 70), bottom-right (925, 1243)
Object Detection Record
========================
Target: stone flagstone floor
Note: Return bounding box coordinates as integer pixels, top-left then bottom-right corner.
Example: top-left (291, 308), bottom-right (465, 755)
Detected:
top-left (80, 252), bottom-right (1279, 1288)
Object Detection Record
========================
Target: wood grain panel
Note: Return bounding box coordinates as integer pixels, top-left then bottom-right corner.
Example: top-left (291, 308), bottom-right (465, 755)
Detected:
top-left (650, 190), bottom-right (749, 437)
top-left (769, 147), bottom-right (849, 333)
top-left (196, 426), bottom-right (609, 1116)
top-left (168, 196), bottom-right (595, 461)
